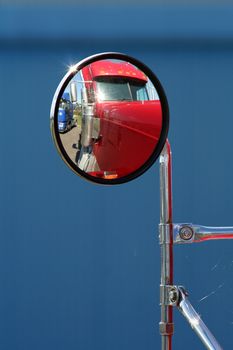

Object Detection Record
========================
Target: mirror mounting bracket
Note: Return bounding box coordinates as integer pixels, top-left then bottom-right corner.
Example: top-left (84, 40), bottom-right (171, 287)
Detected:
top-left (173, 223), bottom-right (233, 244)
top-left (160, 283), bottom-right (223, 349)
top-left (160, 285), bottom-right (179, 306)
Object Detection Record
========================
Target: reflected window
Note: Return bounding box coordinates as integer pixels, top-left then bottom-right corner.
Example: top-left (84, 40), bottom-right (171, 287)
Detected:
top-left (96, 78), bottom-right (131, 101)
top-left (130, 84), bottom-right (149, 101)
top-left (96, 77), bottom-right (149, 102)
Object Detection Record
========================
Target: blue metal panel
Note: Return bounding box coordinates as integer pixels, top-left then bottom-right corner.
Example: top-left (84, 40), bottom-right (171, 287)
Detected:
top-left (0, 4), bottom-right (233, 350)
top-left (1, 5), bottom-right (233, 41)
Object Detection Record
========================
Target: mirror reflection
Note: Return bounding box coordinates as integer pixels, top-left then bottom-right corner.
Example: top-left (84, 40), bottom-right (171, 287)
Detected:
top-left (57, 59), bottom-right (162, 179)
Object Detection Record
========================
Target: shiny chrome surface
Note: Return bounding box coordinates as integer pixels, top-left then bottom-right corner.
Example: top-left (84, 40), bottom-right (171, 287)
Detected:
top-left (159, 141), bottom-right (173, 350)
top-left (174, 223), bottom-right (233, 244)
top-left (81, 105), bottom-right (95, 147)
top-left (177, 287), bottom-right (223, 350)
top-left (70, 81), bottom-right (77, 102)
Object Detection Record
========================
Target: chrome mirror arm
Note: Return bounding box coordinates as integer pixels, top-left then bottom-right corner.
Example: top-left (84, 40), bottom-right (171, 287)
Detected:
top-left (173, 223), bottom-right (233, 244)
top-left (160, 283), bottom-right (223, 349)
top-left (159, 141), bottom-right (225, 350)
top-left (177, 286), bottom-right (223, 350)
top-left (159, 141), bottom-right (174, 350)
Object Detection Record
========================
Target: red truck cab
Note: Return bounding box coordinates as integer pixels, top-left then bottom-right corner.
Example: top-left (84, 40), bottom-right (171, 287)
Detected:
top-left (80, 60), bottom-right (162, 179)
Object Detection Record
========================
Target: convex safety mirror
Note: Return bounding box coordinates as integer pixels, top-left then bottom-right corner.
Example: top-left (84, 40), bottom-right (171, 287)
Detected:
top-left (50, 53), bottom-right (169, 184)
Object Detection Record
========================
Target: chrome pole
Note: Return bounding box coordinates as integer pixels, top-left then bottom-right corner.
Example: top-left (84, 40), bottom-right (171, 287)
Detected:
top-left (159, 140), bottom-right (174, 350)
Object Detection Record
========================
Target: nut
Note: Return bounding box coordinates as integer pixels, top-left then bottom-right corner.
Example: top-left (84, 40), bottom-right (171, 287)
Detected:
top-left (179, 225), bottom-right (194, 240)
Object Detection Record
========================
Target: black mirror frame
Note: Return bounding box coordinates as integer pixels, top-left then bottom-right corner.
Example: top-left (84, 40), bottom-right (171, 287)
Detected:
top-left (50, 52), bottom-right (169, 185)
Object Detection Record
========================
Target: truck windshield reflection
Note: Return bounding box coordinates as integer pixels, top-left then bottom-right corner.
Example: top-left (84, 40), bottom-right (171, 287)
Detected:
top-left (57, 59), bottom-right (162, 179)
top-left (96, 77), bottom-right (149, 101)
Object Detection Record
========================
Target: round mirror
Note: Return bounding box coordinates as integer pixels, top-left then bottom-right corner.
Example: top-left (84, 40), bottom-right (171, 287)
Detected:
top-left (50, 52), bottom-right (169, 184)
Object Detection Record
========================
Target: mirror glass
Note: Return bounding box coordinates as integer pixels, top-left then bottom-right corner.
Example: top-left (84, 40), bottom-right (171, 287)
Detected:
top-left (51, 55), bottom-right (169, 184)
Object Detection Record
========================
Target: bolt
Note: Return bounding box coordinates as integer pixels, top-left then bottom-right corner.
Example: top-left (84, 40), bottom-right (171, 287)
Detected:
top-left (179, 226), bottom-right (194, 240)
top-left (169, 287), bottom-right (178, 304)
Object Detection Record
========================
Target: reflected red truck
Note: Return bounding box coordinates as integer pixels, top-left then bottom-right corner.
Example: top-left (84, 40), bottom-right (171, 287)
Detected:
top-left (81, 60), bottom-right (162, 178)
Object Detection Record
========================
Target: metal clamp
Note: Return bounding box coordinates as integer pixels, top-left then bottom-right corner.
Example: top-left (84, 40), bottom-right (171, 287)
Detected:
top-left (160, 285), bottom-right (179, 306)
top-left (159, 322), bottom-right (174, 336)
top-left (159, 224), bottom-right (172, 244)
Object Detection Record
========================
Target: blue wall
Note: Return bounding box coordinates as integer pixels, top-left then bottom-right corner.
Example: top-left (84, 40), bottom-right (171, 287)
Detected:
top-left (1, 4), bottom-right (233, 349)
